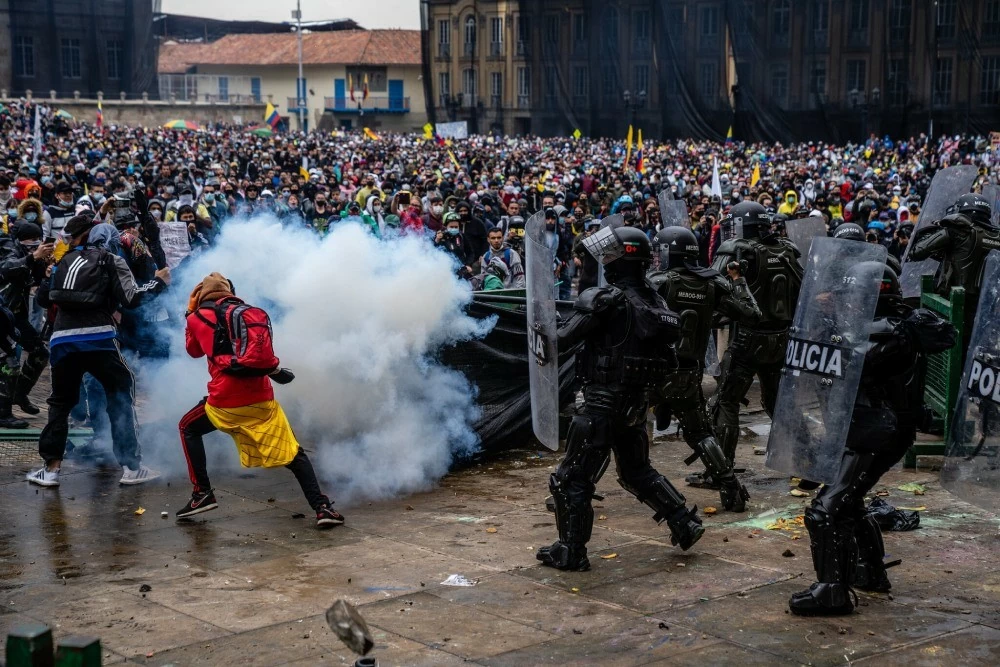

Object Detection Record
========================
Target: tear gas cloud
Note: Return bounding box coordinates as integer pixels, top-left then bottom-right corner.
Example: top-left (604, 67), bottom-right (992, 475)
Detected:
top-left (141, 216), bottom-right (494, 503)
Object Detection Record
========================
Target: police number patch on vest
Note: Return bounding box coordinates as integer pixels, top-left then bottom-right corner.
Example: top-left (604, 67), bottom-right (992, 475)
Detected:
top-left (968, 355), bottom-right (1000, 404)
top-left (529, 328), bottom-right (550, 366)
top-left (784, 337), bottom-right (849, 380)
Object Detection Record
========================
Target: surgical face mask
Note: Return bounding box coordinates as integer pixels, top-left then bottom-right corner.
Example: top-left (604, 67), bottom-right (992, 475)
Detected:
top-left (431, 204), bottom-right (443, 216)
top-left (150, 209), bottom-right (163, 220)
top-left (165, 186), bottom-right (175, 195)
top-left (446, 227), bottom-right (460, 236)
top-left (203, 193), bottom-right (215, 203)
top-left (24, 212), bottom-right (38, 222)
top-left (179, 194), bottom-right (193, 206)
top-left (0, 191), bottom-right (10, 204)
top-left (6, 208), bottom-right (16, 218)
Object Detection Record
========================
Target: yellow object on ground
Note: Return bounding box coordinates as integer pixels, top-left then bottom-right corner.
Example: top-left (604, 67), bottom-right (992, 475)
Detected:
top-left (204, 400), bottom-right (299, 468)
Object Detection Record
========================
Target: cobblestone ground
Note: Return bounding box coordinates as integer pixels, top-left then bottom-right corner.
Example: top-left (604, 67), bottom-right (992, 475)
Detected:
top-left (1, 378), bottom-right (998, 666)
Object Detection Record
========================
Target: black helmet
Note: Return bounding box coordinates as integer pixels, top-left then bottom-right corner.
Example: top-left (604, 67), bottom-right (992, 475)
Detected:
top-left (656, 226), bottom-right (699, 269)
top-left (885, 252), bottom-right (902, 277)
top-left (952, 192), bottom-right (992, 227)
top-left (583, 224), bottom-right (652, 285)
top-left (612, 225), bottom-right (652, 263)
top-left (832, 222), bottom-right (865, 242)
top-left (880, 264), bottom-right (901, 299)
top-left (726, 201), bottom-right (770, 239)
top-left (853, 197), bottom-right (878, 224)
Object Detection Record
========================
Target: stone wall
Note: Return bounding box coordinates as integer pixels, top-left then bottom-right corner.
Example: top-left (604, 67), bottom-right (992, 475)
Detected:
top-left (1, 91), bottom-right (266, 128)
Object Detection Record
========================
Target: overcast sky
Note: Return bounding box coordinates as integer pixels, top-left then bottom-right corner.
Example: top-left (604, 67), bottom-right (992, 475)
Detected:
top-left (161, 0), bottom-right (420, 30)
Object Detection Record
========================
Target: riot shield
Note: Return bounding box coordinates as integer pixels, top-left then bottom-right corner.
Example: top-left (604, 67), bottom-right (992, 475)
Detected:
top-left (596, 214), bottom-right (624, 288)
top-left (941, 251), bottom-right (1000, 512)
top-left (525, 211), bottom-right (559, 450)
top-left (899, 165), bottom-right (978, 297)
top-left (785, 217), bottom-right (828, 268)
top-left (765, 237), bottom-right (887, 483)
top-left (657, 192), bottom-right (690, 228)
top-left (982, 183), bottom-right (1000, 227)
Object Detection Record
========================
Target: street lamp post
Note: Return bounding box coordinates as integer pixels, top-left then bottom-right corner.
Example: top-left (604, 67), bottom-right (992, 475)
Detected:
top-left (293, 0), bottom-right (304, 132)
top-left (623, 89), bottom-right (647, 131)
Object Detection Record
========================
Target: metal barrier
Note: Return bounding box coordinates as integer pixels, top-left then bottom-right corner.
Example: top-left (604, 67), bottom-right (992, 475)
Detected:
top-left (5, 623), bottom-right (101, 666)
top-left (904, 274), bottom-right (966, 468)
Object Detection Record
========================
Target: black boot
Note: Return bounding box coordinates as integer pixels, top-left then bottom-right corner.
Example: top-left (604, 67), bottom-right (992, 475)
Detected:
top-left (790, 507), bottom-right (858, 616)
top-left (536, 541), bottom-right (591, 571)
top-left (666, 506), bottom-right (705, 550)
top-left (720, 478), bottom-right (750, 513)
top-left (789, 583), bottom-right (857, 616)
top-left (13, 394), bottom-right (40, 416)
top-left (854, 514), bottom-right (892, 593)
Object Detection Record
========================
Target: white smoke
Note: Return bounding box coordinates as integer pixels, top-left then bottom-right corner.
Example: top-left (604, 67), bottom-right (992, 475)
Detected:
top-left (139, 216), bottom-right (493, 504)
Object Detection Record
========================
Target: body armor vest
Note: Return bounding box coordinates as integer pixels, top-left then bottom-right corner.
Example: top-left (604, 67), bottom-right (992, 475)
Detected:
top-left (649, 269), bottom-right (716, 365)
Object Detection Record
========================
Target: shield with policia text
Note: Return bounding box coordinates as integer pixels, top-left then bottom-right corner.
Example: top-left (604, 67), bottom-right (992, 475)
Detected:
top-left (785, 217), bottom-right (828, 268)
top-left (899, 164), bottom-right (978, 298)
top-left (525, 211), bottom-right (559, 450)
top-left (941, 251), bottom-right (1000, 512)
top-left (658, 191), bottom-right (690, 228)
top-left (596, 214), bottom-right (624, 288)
top-left (765, 237), bottom-right (887, 484)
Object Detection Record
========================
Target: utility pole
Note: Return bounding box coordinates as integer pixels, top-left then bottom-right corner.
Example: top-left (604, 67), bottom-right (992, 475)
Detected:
top-left (294, 0), bottom-right (305, 132)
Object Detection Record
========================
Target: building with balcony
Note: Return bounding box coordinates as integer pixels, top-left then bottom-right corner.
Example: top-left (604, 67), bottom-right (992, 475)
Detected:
top-left (422, 0), bottom-right (1000, 142)
top-left (157, 29), bottom-right (425, 132)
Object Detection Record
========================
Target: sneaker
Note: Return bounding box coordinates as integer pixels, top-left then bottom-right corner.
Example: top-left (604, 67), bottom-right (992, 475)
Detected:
top-left (26, 467), bottom-right (59, 487)
top-left (119, 465), bottom-right (160, 485)
top-left (14, 395), bottom-right (40, 416)
top-left (176, 489), bottom-right (218, 519)
top-left (316, 504), bottom-right (345, 528)
top-left (0, 415), bottom-right (29, 429)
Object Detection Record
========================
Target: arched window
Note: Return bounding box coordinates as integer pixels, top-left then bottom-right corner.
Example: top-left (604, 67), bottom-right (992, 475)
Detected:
top-left (464, 15), bottom-right (477, 55)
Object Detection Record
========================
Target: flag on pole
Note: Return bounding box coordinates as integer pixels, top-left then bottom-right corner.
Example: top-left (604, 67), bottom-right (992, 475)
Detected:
top-left (96, 99), bottom-right (103, 132)
top-left (447, 150), bottom-right (461, 169)
top-left (32, 105), bottom-right (42, 166)
top-left (299, 156), bottom-right (310, 181)
top-left (349, 74), bottom-right (355, 102)
top-left (264, 102), bottom-right (280, 129)
top-left (725, 126), bottom-right (734, 144)
top-left (363, 127), bottom-right (380, 141)
top-left (750, 162), bottom-right (761, 187)
top-left (572, 128), bottom-right (582, 140)
top-left (362, 74), bottom-right (370, 101)
top-left (636, 129), bottom-right (645, 174)
top-left (423, 122), bottom-right (434, 139)
top-left (711, 157), bottom-right (723, 199)
top-left (537, 169), bottom-right (551, 192)
top-left (624, 125), bottom-right (634, 169)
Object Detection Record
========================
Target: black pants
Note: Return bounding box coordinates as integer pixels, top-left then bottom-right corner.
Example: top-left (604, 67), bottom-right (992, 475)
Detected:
top-left (39, 348), bottom-right (141, 469)
top-left (179, 401), bottom-right (331, 511)
top-left (1, 315), bottom-right (49, 412)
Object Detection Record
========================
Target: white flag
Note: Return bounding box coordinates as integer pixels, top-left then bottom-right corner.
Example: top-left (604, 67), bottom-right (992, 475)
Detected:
top-left (711, 157), bottom-right (723, 199)
top-left (32, 105), bottom-right (42, 165)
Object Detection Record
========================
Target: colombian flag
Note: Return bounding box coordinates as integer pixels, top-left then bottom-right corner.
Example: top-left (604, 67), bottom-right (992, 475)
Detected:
top-left (363, 74), bottom-right (370, 101)
top-left (751, 162), bottom-right (761, 187)
top-left (624, 125), bottom-right (634, 169)
top-left (725, 126), bottom-right (734, 144)
top-left (363, 127), bottom-right (380, 141)
top-left (265, 102), bottom-right (280, 129)
top-left (636, 129), bottom-right (645, 174)
top-left (96, 100), bottom-right (103, 131)
top-left (434, 133), bottom-right (446, 146)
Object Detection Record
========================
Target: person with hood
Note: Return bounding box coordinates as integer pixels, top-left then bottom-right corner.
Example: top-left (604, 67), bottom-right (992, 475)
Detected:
top-left (454, 199), bottom-right (489, 263)
top-left (435, 212), bottom-right (474, 279)
top-left (45, 182), bottom-right (77, 241)
top-left (159, 203), bottom-right (194, 270)
top-left (777, 190), bottom-right (799, 216)
top-left (176, 272), bottom-right (344, 528)
top-left (359, 194), bottom-right (387, 236)
top-left (400, 195), bottom-right (425, 236)
top-left (0, 222), bottom-right (53, 427)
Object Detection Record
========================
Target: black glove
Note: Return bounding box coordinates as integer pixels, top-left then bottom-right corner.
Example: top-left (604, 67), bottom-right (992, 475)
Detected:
top-left (270, 367), bottom-right (295, 385)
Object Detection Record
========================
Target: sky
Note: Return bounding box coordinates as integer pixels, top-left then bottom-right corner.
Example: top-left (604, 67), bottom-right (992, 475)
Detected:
top-left (161, 0), bottom-right (421, 30)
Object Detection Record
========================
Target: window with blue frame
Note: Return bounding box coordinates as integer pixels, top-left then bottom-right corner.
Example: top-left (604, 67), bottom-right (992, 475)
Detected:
top-left (251, 77), bottom-right (261, 102)
top-left (218, 76), bottom-right (229, 102)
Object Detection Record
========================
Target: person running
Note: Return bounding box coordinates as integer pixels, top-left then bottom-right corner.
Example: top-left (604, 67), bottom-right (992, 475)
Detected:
top-left (176, 272), bottom-right (344, 528)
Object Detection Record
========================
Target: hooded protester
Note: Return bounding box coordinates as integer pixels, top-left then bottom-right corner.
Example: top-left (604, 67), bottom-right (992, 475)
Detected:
top-left (454, 199), bottom-right (489, 264)
top-left (777, 190), bottom-right (799, 216)
top-left (176, 272), bottom-right (345, 528)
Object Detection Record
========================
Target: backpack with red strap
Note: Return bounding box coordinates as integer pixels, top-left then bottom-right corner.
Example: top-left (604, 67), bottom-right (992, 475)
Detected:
top-left (195, 297), bottom-right (280, 376)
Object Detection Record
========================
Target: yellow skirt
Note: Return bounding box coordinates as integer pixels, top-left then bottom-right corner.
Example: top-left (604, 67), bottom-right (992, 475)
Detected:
top-left (204, 400), bottom-right (300, 468)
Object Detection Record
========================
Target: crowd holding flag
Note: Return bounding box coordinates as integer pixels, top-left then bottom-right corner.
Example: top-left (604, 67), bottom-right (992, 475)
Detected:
top-left (624, 125), bottom-right (634, 168)
top-left (751, 161), bottom-right (761, 187)
top-left (363, 127), bottom-right (381, 141)
top-left (725, 126), bottom-right (734, 144)
top-left (264, 102), bottom-right (280, 129)
top-left (636, 129), bottom-right (645, 174)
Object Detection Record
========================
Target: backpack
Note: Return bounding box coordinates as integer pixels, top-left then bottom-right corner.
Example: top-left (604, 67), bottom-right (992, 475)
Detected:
top-left (195, 298), bottom-right (279, 376)
top-left (48, 247), bottom-right (112, 310)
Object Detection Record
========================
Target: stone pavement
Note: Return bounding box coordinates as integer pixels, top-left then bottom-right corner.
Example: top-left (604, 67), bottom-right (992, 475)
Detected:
top-left (1, 402), bottom-right (999, 666)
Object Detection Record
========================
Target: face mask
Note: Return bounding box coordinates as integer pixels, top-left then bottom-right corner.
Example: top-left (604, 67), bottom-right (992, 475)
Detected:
top-left (196, 178), bottom-right (204, 185)
top-left (431, 204), bottom-right (443, 216)
top-left (179, 195), bottom-right (193, 206)
top-left (24, 212), bottom-right (38, 222)
top-left (204, 193), bottom-right (215, 203)
top-left (545, 222), bottom-right (556, 232)
top-left (92, 194), bottom-right (105, 205)
top-left (41, 176), bottom-right (52, 185)
top-left (447, 228), bottom-right (460, 236)
top-left (151, 209), bottom-right (163, 220)
top-left (6, 209), bottom-right (16, 218)
top-left (165, 186), bottom-right (175, 195)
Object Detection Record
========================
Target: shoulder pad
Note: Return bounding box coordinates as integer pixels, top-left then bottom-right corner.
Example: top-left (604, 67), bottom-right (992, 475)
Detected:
top-left (715, 239), bottom-right (741, 256)
top-left (575, 285), bottom-right (624, 314)
top-left (646, 270), bottom-right (671, 291)
top-left (776, 237), bottom-right (802, 258)
top-left (939, 213), bottom-right (973, 230)
top-left (710, 274), bottom-right (733, 293)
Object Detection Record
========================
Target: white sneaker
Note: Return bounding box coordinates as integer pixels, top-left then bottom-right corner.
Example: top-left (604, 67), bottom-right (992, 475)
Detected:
top-left (120, 465), bottom-right (160, 485)
top-left (26, 467), bottom-right (59, 487)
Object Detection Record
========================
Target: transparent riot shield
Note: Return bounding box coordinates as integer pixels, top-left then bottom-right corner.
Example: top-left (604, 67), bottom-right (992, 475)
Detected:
top-left (941, 250), bottom-right (1000, 512)
top-left (899, 165), bottom-right (978, 298)
top-left (785, 217), bottom-right (828, 268)
top-left (658, 192), bottom-right (690, 228)
top-left (982, 183), bottom-right (1000, 227)
top-left (596, 214), bottom-right (624, 288)
top-left (765, 237), bottom-right (887, 483)
top-left (525, 211), bottom-right (559, 450)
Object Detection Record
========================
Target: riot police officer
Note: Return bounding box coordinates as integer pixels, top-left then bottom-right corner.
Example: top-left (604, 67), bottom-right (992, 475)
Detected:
top-left (703, 202), bottom-right (803, 485)
top-left (648, 227), bottom-right (759, 512)
top-left (536, 225), bottom-right (703, 572)
top-left (790, 265), bottom-right (955, 615)
top-left (908, 192), bottom-right (1000, 355)
top-left (832, 222), bottom-right (904, 276)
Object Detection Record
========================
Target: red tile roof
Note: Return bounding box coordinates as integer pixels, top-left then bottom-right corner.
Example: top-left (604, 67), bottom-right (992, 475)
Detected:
top-left (160, 30), bottom-right (421, 70)
top-left (157, 41), bottom-right (213, 74)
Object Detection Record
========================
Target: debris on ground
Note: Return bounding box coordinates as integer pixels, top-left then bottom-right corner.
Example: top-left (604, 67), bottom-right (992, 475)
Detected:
top-left (485, 527), bottom-right (498, 533)
top-left (139, 584), bottom-right (152, 592)
top-left (601, 553), bottom-right (618, 559)
top-left (440, 574), bottom-right (478, 587)
top-left (326, 599), bottom-right (374, 656)
top-left (789, 489), bottom-right (810, 497)
top-left (766, 516), bottom-right (805, 532)
top-left (867, 497), bottom-right (921, 531)
top-left (896, 482), bottom-right (926, 495)
top-left (782, 549), bottom-right (795, 558)
top-left (703, 507), bottom-right (718, 515)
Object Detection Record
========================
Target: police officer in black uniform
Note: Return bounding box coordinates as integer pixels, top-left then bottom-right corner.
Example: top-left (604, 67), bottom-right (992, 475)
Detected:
top-left (648, 226), bottom-right (760, 512)
top-left (832, 222), bottom-right (904, 276)
top-left (908, 192), bottom-right (1000, 356)
top-left (536, 225), bottom-right (703, 572)
top-left (705, 201), bottom-right (803, 483)
top-left (790, 265), bottom-right (955, 616)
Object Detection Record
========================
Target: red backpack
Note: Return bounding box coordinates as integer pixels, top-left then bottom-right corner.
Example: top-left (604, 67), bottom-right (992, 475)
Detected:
top-left (195, 298), bottom-right (279, 376)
